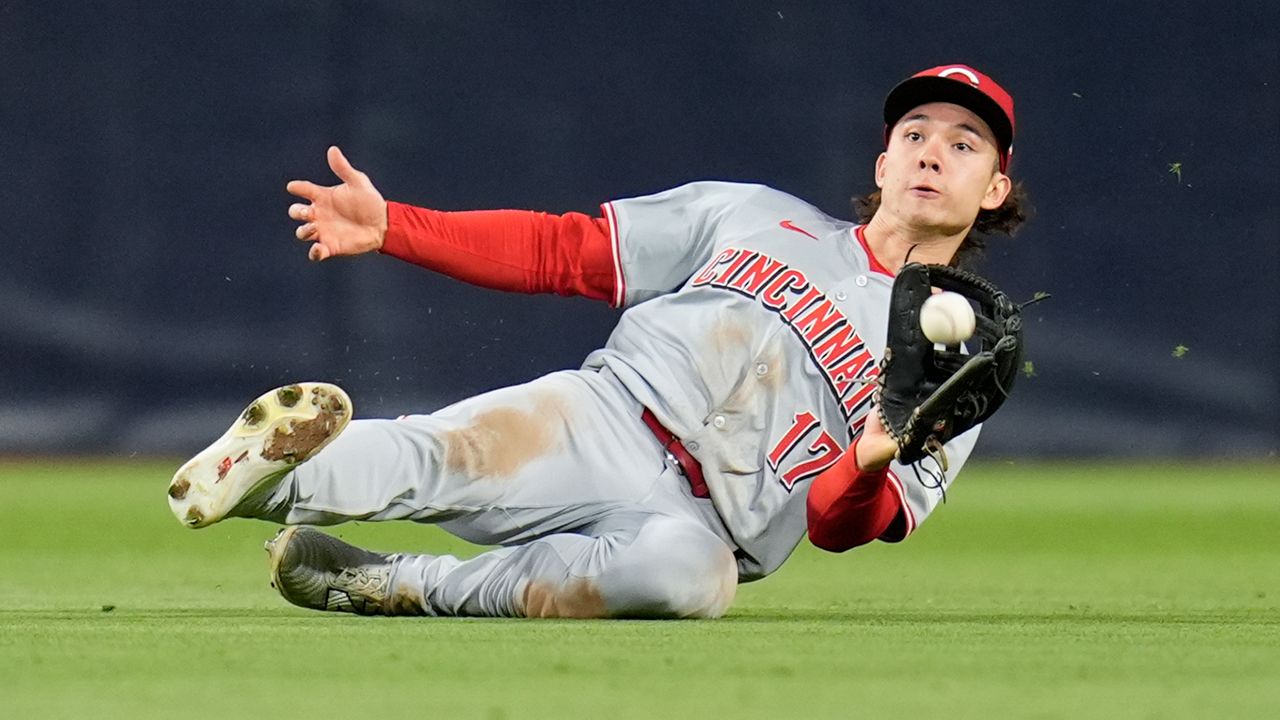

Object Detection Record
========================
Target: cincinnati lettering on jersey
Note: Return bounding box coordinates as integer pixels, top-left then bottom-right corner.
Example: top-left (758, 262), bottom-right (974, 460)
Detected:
top-left (690, 247), bottom-right (880, 431)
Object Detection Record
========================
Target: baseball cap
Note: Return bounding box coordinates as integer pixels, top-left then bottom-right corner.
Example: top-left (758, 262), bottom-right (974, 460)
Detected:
top-left (883, 64), bottom-right (1015, 172)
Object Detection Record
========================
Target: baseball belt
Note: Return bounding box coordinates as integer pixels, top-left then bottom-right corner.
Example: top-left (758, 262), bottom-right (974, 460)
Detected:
top-left (640, 408), bottom-right (709, 499)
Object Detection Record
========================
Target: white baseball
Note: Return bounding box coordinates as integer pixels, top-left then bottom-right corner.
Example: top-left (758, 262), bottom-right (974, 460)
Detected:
top-left (920, 291), bottom-right (976, 344)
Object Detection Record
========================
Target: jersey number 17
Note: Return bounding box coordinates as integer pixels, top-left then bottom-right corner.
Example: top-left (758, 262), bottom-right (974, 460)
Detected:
top-left (766, 411), bottom-right (842, 492)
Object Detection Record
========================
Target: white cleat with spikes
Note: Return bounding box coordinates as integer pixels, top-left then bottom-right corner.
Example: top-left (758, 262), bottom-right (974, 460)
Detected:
top-left (167, 383), bottom-right (351, 529)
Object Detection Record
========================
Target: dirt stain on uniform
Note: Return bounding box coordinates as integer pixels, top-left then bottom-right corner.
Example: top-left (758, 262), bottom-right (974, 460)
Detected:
top-left (722, 337), bottom-right (785, 414)
top-left (522, 579), bottom-right (608, 619)
top-left (699, 315), bottom-right (756, 395)
top-left (444, 395), bottom-right (566, 480)
top-left (386, 584), bottom-right (428, 616)
top-left (712, 316), bottom-right (751, 357)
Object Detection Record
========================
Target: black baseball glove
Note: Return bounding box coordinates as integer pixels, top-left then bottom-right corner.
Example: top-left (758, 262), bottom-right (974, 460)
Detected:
top-left (874, 262), bottom-right (1024, 469)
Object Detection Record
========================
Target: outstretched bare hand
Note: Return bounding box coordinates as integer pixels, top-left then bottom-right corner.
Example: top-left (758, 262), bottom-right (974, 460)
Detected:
top-left (286, 146), bottom-right (388, 262)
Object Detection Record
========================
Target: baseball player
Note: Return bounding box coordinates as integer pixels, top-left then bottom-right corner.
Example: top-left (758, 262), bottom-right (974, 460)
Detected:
top-left (168, 64), bottom-right (1026, 619)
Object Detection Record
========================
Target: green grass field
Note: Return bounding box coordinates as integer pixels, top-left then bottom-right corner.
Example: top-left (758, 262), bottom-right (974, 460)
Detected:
top-left (2, 460), bottom-right (1278, 719)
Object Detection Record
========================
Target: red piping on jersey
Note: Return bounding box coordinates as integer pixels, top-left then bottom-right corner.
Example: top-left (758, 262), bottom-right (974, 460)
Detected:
top-left (854, 225), bottom-right (895, 278)
top-left (602, 201), bottom-right (626, 307)
top-left (641, 408), bottom-right (709, 498)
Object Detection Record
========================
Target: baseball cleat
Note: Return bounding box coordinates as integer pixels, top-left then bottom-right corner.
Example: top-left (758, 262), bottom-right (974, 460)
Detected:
top-left (167, 383), bottom-right (352, 529)
top-left (265, 526), bottom-right (397, 615)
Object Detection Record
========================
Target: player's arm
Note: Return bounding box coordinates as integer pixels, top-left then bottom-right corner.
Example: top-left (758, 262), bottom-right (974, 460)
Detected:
top-left (805, 411), bottom-right (907, 551)
top-left (286, 146), bottom-right (617, 303)
top-left (380, 204), bottom-right (615, 302)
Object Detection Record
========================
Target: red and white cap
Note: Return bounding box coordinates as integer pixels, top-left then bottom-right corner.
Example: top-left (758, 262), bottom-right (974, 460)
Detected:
top-left (883, 64), bottom-right (1016, 172)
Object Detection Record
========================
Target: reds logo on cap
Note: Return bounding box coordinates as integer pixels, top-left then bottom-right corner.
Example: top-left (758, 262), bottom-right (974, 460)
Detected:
top-left (883, 64), bottom-right (1016, 172)
top-left (937, 66), bottom-right (981, 86)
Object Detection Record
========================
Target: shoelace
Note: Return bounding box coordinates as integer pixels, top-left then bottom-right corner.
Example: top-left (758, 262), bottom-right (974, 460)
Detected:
top-left (335, 566), bottom-right (389, 600)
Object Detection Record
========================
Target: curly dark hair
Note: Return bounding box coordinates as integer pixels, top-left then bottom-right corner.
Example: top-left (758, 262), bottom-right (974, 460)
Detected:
top-left (851, 181), bottom-right (1032, 268)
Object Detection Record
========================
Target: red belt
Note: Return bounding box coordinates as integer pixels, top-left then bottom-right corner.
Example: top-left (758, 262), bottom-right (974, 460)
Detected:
top-left (641, 408), bottom-right (709, 498)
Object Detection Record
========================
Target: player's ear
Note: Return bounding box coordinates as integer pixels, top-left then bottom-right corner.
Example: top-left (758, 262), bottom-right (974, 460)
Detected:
top-left (874, 152), bottom-right (887, 189)
top-left (980, 171), bottom-right (1012, 211)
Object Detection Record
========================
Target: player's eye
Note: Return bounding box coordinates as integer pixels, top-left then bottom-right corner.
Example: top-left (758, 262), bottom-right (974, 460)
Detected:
top-left (905, 131), bottom-right (923, 142)
top-left (954, 142), bottom-right (972, 152)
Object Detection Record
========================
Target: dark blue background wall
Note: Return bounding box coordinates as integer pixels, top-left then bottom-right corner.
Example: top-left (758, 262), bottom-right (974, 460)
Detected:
top-left (2, 2), bottom-right (1276, 457)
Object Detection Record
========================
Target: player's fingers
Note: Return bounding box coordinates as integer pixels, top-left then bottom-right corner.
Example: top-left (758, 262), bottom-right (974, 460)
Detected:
top-left (286, 180), bottom-right (324, 201)
top-left (288, 203), bottom-right (312, 222)
top-left (295, 223), bottom-right (317, 241)
top-left (308, 243), bottom-right (331, 262)
top-left (327, 145), bottom-right (367, 186)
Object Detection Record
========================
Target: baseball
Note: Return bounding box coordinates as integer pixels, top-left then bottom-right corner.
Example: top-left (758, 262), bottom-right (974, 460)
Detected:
top-left (920, 291), bottom-right (976, 344)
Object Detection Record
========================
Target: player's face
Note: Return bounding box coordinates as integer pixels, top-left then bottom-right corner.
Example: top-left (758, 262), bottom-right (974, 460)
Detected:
top-left (874, 102), bottom-right (1012, 235)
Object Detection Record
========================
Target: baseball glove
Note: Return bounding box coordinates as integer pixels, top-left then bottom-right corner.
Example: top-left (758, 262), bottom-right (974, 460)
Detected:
top-left (874, 262), bottom-right (1024, 469)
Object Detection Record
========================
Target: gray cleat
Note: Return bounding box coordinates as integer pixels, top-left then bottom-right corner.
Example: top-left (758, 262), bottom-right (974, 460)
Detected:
top-left (167, 383), bottom-right (352, 529)
top-left (265, 526), bottom-right (401, 615)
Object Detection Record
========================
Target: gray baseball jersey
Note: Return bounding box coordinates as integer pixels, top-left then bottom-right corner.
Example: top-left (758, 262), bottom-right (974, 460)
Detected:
top-left (220, 181), bottom-right (979, 618)
top-left (586, 181), bottom-right (978, 579)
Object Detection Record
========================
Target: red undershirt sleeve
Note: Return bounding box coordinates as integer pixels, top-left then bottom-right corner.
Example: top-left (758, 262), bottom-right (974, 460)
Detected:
top-left (380, 201), bottom-right (618, 304)
top-left (806, 438), bottom-right (907, 551)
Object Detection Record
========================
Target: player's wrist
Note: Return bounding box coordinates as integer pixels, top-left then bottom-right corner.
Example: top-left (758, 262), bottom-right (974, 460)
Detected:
top-left (373, 199), bottom-right (389, 251)
top-left (854, 435), bottom-right (896, 472)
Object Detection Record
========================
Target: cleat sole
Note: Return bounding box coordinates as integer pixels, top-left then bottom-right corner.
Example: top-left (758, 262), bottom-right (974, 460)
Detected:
top-left (167, 383), bottom-right (351, 529)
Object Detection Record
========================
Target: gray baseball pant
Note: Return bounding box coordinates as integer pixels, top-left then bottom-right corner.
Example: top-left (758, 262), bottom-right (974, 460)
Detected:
top-left (238, 367), bottom-right (739, 619)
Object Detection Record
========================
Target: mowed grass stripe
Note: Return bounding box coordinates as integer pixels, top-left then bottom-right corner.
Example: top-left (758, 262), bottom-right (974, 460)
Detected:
top-left (0, 460), bottom-right (1277, 719)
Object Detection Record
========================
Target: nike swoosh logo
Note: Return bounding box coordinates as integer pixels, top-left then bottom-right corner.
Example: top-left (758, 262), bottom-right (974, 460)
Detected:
top-left (779, 220), bottom-right (818, 240)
